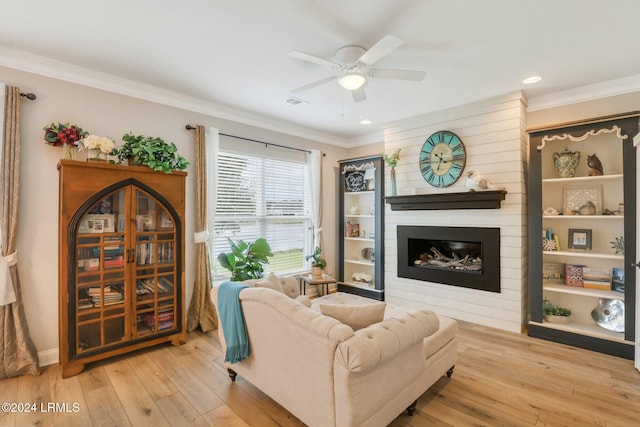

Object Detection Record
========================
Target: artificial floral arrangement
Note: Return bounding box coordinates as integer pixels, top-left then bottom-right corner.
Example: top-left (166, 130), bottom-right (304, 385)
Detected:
top-left (383, 148), bottom-right (401, 168)
top-left (78, 135), bottom-right (116, 154)
top-left (43, 122), bottom-right (89, 158)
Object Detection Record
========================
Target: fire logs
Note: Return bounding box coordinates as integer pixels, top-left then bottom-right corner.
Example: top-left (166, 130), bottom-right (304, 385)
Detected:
top-left (413, 247), bottom-right (482, 271)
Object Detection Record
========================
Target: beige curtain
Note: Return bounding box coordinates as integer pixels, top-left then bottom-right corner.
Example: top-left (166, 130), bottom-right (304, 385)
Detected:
top-left (186, 124), bottom-right (217, 332)
top-left (0, 85), bottom-right (40, 378)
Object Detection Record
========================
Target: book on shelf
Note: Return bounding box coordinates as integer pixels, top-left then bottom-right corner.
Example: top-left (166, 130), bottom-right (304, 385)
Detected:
top-left (347, 222), bottom-right (360, 238)
top-left (582, 267), bottom-right (611, 290)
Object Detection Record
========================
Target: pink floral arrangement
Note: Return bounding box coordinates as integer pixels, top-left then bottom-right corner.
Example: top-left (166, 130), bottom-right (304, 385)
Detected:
top-left (43, 122), bottom-right (89, 147)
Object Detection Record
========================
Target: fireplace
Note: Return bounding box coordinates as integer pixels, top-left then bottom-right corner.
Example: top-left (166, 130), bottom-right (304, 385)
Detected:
top-left (397, 225), bottom-right (500, 293)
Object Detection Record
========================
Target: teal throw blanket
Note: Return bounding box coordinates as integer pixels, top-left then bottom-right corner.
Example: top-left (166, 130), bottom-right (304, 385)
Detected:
top-left (218, 281), bottom-right (250, 364)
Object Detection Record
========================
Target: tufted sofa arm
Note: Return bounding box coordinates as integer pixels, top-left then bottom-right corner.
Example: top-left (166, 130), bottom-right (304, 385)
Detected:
top-left (334, 309), bottom-right (439, 373)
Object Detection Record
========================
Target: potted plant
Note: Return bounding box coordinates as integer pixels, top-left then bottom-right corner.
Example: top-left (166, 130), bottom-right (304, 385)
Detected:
top-left (383, 148), bottom-right (401, 196)
top-left (111, 133), bottom-right (189, 173)
top-left (543, 304), bottom-right (572, 323)
top-left (306, 246), bottom-right (327, 278)
top-left (217, 237), bottom-right (273, 281)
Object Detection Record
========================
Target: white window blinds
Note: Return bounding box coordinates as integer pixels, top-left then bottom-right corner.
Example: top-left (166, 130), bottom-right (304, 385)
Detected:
top-left (213, 151), bottom-right (312, 281)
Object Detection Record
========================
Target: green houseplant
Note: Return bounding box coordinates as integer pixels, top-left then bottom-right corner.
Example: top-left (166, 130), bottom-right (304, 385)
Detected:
top-left (543, 304), bottom-right (572, 323)
top-left (306, 246), bottom-right (326, 278)
top-left (217, 237), bottom-right (274, 281)
top-left (111, 133), bottom-right (189, 173)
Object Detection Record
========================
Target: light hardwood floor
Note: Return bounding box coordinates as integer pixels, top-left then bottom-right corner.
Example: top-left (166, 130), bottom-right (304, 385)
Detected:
top-left (1, 320), bottom-right (640, 426)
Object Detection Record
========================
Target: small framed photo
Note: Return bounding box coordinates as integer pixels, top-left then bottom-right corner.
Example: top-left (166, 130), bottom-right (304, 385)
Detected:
top-left (568, 228), bottom-right (592, 250)
top-left (159, 211), bottom-right (174, 229)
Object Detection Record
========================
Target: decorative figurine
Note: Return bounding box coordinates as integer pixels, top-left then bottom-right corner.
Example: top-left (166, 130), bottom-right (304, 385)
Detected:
top-left (465, 170), bottom-right (504, 192)
top-left (587, 153), bottom-right (604, 176)
top-left (577, 201), bottom-right (597, 215)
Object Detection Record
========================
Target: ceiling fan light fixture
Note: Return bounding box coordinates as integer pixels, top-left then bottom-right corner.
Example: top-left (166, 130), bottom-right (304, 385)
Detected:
top-left (522, 75), bottom-right (542, 84)
top-left (339, 72), bottom-right (367, 90)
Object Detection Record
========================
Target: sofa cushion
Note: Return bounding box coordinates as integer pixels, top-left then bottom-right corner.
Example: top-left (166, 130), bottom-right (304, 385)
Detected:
top-left (254, 272), bottom-right (285, 294)
top-left (319, 302), bottom-right (386, 331)
top-left (294, 294), bottom-right (312, 308)
top-left (279, 275), bottom-right (300, 298)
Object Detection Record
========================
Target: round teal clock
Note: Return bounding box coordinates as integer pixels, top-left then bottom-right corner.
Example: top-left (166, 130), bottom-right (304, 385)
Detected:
top-left (419, 130), bottom-right (466, 187)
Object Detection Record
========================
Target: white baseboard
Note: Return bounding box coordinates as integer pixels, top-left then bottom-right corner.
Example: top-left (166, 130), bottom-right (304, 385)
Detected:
top-left (38, 348), bottom-right (59, 367)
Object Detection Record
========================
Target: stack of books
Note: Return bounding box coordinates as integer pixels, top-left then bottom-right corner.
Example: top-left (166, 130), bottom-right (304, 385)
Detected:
top-left (104, 237), bottom-right (125, 269)
top-left (88, 284), bottom-right (124, 307)
top-left (145, 308), bottom-right (174, 332)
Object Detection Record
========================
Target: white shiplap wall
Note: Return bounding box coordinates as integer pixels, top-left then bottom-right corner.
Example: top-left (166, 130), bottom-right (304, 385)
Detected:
top-left (384, 91), bottom-right (528, 333)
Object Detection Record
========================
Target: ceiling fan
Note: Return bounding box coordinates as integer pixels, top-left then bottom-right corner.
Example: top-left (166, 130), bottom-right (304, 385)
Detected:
top-left (288, 34), bottom-right (425, 103)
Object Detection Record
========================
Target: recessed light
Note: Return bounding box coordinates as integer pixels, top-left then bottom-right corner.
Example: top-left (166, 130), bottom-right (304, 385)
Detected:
top-left (522, 75), bottom-right (542, 85)
top-left (360, 119), bottom-right (372, 125)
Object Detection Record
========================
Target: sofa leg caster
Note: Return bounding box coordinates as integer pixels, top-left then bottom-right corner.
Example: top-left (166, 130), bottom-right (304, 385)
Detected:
top-left (406, 400), bottom-right (417, 416)
top-left (446, 365), bottom-right (455, 378)
top-left (227, 368), bottom-right (237, 382)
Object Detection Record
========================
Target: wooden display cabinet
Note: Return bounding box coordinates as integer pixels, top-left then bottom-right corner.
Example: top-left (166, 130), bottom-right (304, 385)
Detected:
top-left (58, 160), bottom-right (186, 377)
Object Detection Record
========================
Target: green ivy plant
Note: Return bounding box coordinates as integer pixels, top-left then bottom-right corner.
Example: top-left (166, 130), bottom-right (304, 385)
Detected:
top-left (111, 133), bottom-right (189, 173)
top-left (217, 237), bottom-right (274, 281)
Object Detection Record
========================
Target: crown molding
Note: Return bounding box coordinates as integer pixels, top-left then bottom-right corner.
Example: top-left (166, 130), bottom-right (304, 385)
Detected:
top-left (0, 45), bottom-right (350, 147)
top-left (527, 73), bottom-right (640, 112)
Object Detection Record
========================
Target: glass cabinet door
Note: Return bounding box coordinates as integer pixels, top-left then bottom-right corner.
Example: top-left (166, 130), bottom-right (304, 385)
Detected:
top-left (74, 189), bottom-right (128, 355)
top-left (133, 189), bottom-right (177, 337)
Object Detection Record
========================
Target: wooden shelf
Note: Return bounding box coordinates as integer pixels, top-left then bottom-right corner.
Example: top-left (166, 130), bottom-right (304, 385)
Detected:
top-left (543, 250), bottom-right (623, 260)
top-left (529, 321), bottom-right (628, 343)
top-left (543, 215), bottom-right (622, 220)
top-left (385, 190), bottom-right (506, 211)
top-left (543, 283), bottom-right (624, 300)
top-left (542, 174), bottom-right (623, 184)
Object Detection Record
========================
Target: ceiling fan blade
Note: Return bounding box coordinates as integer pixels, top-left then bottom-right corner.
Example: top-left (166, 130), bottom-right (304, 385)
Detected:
top-left (351, 86), bottom-right (366, 103)
top-left (288, 50), bottom-right (341, 69)
top-left (291, 76), bottom-right (337, 94)
top-left (370, 68), bottom-right (426, 81)
top-left (358, 34), bottom-right (404, 66)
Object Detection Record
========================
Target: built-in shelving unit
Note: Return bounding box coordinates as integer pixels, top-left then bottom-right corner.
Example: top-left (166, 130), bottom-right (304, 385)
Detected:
top-left (527, 112), bottom-right (638, 359)
top-left (337, 155), bottom-right (384, 300)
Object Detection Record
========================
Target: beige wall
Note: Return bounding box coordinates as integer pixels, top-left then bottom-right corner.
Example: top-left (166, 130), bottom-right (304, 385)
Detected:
top-left (1, 65), bottom-right (348, 363)
top-left (527, 91), bottom-right (640, 129)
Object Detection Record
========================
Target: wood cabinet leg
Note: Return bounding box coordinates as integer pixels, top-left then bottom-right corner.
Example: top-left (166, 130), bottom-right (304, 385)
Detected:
top-left (62, 363), bottom-right (85, 378)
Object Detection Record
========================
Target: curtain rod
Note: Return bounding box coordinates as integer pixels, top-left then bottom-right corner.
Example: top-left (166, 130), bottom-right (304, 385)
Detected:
top-left (20, 92), bottom-right (36, 100)
top-left (185, 124), bottom-right (324, 156)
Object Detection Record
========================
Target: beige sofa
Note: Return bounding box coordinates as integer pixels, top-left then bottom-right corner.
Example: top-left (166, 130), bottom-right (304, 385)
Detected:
top-left (211, 274), bottom-right (457, 427)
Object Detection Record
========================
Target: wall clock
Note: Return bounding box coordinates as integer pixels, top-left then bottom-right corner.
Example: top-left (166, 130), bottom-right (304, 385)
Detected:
top-left (419, 130), bottom-right (466, 187)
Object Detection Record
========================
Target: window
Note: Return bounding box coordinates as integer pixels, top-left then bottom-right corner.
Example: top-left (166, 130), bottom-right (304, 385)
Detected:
top-left (212, 151), bottom-right (312, 281)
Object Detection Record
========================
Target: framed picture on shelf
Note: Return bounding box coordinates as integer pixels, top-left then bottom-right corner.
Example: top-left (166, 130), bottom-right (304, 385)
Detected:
top-left (158, 211), bottom-right (174, 229)
top-left (563, 185), bottom-right (602, 215)
top-left (136, 214), bottom-right (155, 231)
top-left (567, 228), bottom-right (592, 250)
top-left (542, 262), bottom-right (564, 283)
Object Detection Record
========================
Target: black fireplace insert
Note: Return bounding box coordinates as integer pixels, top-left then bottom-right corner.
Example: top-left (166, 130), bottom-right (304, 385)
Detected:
top-left (397, 225), bottom-right (500, 292)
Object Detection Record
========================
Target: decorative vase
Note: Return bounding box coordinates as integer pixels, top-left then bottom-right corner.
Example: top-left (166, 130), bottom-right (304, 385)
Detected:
top-left (390, 167), bottom-right (397, 196)
top-left (553, 147), bottom-right (581, 178)
top-left (311, 266), bottom-right (323, 278)
top-left (87, 148), bottom-right (108, 162)
top-left (62, 144), bottom-right (74, 160)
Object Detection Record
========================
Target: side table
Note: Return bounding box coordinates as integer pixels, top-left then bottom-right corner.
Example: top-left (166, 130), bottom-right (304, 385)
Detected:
top-left (297, 274), bottom-right (336, 296)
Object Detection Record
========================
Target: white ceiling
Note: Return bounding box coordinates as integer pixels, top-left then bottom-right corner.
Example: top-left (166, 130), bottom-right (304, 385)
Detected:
top-left (1, 0), bottom-right (640, 145)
